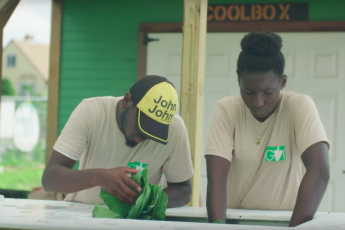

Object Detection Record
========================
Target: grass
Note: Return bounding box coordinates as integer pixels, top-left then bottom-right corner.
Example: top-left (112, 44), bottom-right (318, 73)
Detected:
top-left (0, 145), bottom-right (46, 191)
top-left (0, 165), bottom-right (44, 191)
top-left (0, 143), bottom-right (79, 192)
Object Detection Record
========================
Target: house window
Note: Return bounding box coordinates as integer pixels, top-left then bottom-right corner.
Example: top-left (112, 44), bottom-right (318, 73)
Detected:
top-left (19, 83), bottom-right (26, 96)
top-left (7, 55), bottom-right (16, 68)
top-left (19, 83), bottom-right (35, 96)
top-left (30, 83), bottom-right (35, 95)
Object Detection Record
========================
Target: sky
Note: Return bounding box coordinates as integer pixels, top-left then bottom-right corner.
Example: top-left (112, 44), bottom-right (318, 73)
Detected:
top-left (3, 0), bottom-right (52, 47)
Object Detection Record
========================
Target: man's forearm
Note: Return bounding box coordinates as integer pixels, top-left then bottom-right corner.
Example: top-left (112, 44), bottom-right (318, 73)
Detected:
top-left (42, 164), bottom-right (102, 194)
top-left (206, 182), bottom-right (227, 223)
top-left (164, 183), bottom-right (191, 208)
top-left (289, 170), bottom-right (329, 227)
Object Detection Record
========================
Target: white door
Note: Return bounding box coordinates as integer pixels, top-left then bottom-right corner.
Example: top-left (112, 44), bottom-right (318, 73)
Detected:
top-left (146, 32), bottom-right (345, 212)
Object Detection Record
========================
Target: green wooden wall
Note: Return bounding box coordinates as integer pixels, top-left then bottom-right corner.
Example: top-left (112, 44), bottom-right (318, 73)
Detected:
top-left (59, 0), bottom-right (345, 133)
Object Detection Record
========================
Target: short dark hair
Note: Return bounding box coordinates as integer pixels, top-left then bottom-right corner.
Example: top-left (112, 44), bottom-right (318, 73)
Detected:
top-left (236, 30), bottom-right (285, 77)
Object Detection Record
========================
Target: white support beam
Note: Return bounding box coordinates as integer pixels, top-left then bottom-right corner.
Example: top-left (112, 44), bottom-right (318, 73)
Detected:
top-left (180, 0), bottom-right (208, 207)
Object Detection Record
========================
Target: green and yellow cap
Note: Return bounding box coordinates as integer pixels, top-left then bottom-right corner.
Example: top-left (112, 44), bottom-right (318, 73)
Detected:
top-left (130, 75), bottom-right (179, 145)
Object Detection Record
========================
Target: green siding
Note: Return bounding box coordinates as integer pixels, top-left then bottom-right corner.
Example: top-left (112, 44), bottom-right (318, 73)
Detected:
top-left (59, 0), bottom-right (345, 133)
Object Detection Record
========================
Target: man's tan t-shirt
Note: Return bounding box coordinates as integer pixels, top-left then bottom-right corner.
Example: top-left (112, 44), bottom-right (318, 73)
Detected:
top-left (205, 91), bottom-right (329, 210)
top-left (53, 96), bottom-right (194, 204)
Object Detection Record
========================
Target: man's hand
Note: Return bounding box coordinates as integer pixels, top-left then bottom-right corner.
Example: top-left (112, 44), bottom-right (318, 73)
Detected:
top-left (43, 150), bottom-right (142, 205)
top-left (98, 167), bottom-right (142, 205)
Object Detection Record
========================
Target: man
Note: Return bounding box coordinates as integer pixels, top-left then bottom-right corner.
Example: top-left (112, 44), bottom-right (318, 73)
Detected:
top-left (42, 75), bottom-right (193, 207)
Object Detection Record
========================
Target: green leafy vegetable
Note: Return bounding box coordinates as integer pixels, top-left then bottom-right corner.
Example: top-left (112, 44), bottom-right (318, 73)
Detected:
top-left (92, 203), bottom-right (122, 218)
top-left (92, 168), bottom-right (168, 220)
top-left (214, 220), bottom-right (222, 223)
top-left (152, 187), bottom-right (168, 220)
top-left (99, 189), bottom-right (131, 218)
top-left (141, 185), bottom-right (159, 214)
top-left (132, 170), bottom-right (142, 186)
top-left (127, 184), bottom-right (151, 219)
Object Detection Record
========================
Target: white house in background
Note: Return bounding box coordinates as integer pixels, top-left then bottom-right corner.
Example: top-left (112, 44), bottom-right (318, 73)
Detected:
top-left (2, 36), bottom-right (49, 96)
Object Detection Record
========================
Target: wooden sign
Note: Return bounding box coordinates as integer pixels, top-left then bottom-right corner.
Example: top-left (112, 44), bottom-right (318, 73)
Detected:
top-left (207, 3), bottom-right (308, 22)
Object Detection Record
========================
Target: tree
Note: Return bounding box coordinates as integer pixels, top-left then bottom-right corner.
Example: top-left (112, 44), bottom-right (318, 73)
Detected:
top-left (1, 78), bottom-right (15, 96)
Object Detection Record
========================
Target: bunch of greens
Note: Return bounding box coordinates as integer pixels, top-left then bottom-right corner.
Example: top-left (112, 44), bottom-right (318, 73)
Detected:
top-left (92, 168), bottom-right (168, 220)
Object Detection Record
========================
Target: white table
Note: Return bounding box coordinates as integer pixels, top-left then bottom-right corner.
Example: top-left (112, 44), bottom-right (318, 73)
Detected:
top-left (0, 196), bottom-right (344, 230)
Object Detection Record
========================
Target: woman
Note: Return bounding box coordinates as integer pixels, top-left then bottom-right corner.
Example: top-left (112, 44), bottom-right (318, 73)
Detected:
top-left (205, 31), bottom-right (330, 227)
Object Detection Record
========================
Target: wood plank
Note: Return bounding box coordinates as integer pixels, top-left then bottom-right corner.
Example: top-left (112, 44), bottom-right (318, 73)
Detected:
top-left (0, 26), bottom-right (3, 116)
top-left (60, 60), bottom-right (135, 69)
top-left (46, 0), bottom-right (62, 164)
top-left (139, 21), bottom-right (345, 33)
top-left (61, 41), bottom-right (137, 50)
top-left (0, 0), bottom-right (19, 27)
top-left (137, 32), bottom-right (146, 79)
top-left (180, 0), bottom-right (208, 207)
top-left (0, 0), bottom-right (19, 131)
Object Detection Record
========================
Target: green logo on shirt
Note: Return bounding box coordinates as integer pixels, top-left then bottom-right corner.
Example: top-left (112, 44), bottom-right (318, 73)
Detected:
top-left (265, 146), bottom-right (286, 162)
top-left (127, 162), bottom-right (148, 171)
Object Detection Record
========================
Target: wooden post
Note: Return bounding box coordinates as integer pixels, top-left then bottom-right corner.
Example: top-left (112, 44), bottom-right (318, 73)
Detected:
top-left (180, 0), bottom-right (208, 207)
top-left (0, 25), bottom-right (3, 106)
top-left (0, 0), bottom-right (19, 126)
top-left (46, 0), bottom-right (62, 164)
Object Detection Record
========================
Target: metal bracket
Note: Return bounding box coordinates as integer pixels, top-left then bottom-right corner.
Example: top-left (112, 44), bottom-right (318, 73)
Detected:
top-left (143, 34), bottom-right (159, 46)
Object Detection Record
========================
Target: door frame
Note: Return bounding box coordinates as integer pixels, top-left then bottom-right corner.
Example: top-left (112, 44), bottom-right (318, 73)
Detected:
top-left (137, 21), bottom-right (345, 79)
